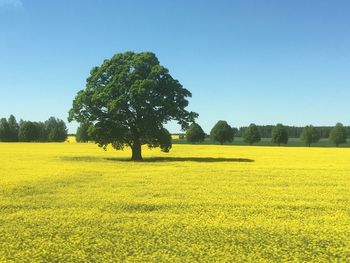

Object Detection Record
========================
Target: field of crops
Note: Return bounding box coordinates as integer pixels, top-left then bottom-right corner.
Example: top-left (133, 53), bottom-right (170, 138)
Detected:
top-left (1, 143), bottom-right (350, 261)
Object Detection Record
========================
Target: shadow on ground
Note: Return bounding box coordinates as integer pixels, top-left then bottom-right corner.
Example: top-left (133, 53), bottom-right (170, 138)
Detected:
top-left (61, 156), bottom-right (254, 163)
top-left (106, 157), bottom-right (254, 163)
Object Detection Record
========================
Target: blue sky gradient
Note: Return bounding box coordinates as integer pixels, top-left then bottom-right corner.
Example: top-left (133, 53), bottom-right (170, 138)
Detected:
top-left (1, 0), bottom-right (349, 133)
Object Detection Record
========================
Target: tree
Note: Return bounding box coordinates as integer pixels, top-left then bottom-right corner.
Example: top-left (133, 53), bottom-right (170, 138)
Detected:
top-left (271, 123), bottom-right (288, 146)
top-left (243, 123), bottom-right (261, 145)
top-left (232, 127), bottom-right (239, 136)
top-left (8, 115), bottom-right (19, 142)
top-left (45, 117), bottom-right (68, 142)
top-left (35, 122), bottom-right (48, 142)
top-left (186, 123), bottom-right (206, 144)
top-left (210, 120), bottom-right (234, 145)
top-left (68, 51), bottom-right (198, 160)
top-left (300, 125), bottom-right (320, 147)
top-left (0, 118), bottom-right (11, 142)
top-left (329, 122), bottom-right (347, 147)
top-left (76, 122), bottom-right (91, 142)
top-left (18, 121), bottom-right (40, 142)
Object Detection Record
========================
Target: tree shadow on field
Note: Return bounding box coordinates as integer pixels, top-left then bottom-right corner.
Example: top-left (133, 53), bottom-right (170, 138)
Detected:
top-left (106, 157), bottom-right (254, 163)
top-left (61, 156), bottom-right (254, 163)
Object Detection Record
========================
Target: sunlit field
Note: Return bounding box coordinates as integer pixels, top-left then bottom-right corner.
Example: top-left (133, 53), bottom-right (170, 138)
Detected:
top-left (1, 143), bottom-right (350, 261)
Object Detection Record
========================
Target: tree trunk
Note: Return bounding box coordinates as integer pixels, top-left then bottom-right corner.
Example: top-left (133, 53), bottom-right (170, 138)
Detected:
top-left (131, 142), bottom-right (142, 161)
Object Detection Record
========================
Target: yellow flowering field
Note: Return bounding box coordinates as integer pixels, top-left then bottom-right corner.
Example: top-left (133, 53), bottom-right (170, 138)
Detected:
top-left (0, 143), bottom-right (349, 261)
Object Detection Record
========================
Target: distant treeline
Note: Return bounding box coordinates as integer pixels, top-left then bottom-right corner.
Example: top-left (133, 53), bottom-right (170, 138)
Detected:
top-left (174, 125), bottom-right (350, 139)
top-left (0, 115), bottom-right (68, 142)
top-left (235, 125), bottom-right (350, 138)
top-left (177, 121), bottom-right (349, 147)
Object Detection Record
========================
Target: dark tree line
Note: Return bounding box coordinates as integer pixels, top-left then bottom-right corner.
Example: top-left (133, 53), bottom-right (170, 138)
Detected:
top-left (184, 120), bottom-right (235, 145)
top-left (0, 115), bottom-right (19, 142)
top-left (183, 122), bottom-right (348, 147)
top-left (236, 125), bottom-right (350, 138)
top-left (0, 115), bottom-right (68, 142)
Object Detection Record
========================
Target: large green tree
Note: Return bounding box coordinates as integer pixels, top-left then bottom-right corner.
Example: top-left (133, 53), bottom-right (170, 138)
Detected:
top-left (68, 51), bottom-right (198, 160)
top-left (76, 122), bottom-right (92, 143)
top-left (300, 125), bottom-right (320, 147)
top-left (243, 123), bottom-right (261, 145)
top-left (210, 120), bottom-right (234, 145)
top-left (186, 123), bottom-right (206, 144)
top-left (329, 122), bottom-right (347, 147)
top-left (271, 123), bottom-right (288, 146)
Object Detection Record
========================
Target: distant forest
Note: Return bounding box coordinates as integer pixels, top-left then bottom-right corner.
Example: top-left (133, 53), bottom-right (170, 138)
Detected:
top-left (174, 125), bottom-right (350, 139)
top-left (236, 125), bottom-right (350, 138)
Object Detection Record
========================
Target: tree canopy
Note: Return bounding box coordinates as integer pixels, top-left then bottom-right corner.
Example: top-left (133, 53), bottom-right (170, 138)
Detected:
top-left (300, 125), bottom-right (320, 147)
top-left (0, 115), bottom-right (19, 142)
top-left (0, 115), bottom-right (68, 143)
top-left (0, 118), bottom-right (11, 142)
top-left (329, 122), bottom-right (347, 147)
top-left (186, 123), bottom-right (206, 144)
top-left (271, 123), bottom-right (288, 146)
top-left (68, 51), bottom-right (198, 160)
top-left (243, 123), bottom-right (261, 145)
top-left (210, 120), bottom-right (234, 145)
top-left (76, 123), bottom-right (91, 143)
top-left (45, 117), bottom-right (68, 142)
top-left (18, 121), bottom-right (40, 142)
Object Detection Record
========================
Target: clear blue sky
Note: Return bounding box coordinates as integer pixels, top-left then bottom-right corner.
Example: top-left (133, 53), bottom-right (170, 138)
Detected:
top-left (1, 0), bottom-right (349, 133)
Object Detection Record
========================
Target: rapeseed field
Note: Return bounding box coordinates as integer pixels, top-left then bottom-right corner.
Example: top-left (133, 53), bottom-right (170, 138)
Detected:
top-left (0, 143), bottom-right (349, 261)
